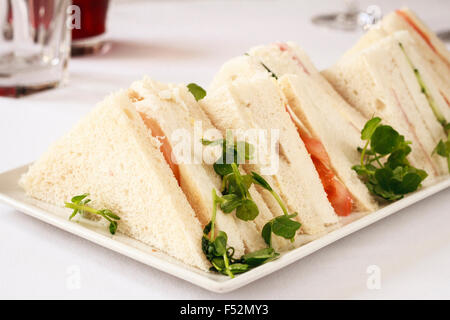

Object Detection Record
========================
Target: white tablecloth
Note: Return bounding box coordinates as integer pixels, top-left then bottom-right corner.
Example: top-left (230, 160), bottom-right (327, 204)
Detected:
top-left (1, 0), bottom-right (449, 299)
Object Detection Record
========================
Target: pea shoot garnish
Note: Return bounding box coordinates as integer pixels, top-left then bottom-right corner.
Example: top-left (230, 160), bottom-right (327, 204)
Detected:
top-left (202, 137), bottom-right (301, 277)
top-left (433, 123), bottom-right (450, 173)
top-left (202, 190), bottom-right (279, 278)
top-left (65, 194), bottom-right (120, 235)
top-left (252, 172), bottom-right (301, 247)
top-left (202, 138), bottom-right (259, 221)
top-left (187, 83), bottom-right (206, 101)
top-left (352, 117), bottom-right (428, 201)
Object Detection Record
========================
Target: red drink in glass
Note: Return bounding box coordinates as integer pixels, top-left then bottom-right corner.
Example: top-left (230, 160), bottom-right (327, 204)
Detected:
top-left (71, 0), bottom-right (110, 56)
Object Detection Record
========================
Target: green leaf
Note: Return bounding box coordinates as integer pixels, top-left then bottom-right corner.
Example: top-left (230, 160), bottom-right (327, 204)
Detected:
top-left (201, 138), bottom-right (213, 145)
top-left (213, 160), bottom-right (233, 177)
top-left (374, 167), bottom-right (393, 191)
top-left (433, 140), bottom-right (449, 157)
top-left (251, 172), bottom-right (273, 191)
top-left (353, 164), bottom-right (367, 173)
top-left (213, 231), bottom-right (228, 256)
top-left (444, 123), bottom-right (450, 131)
top-left (391, 172), bottom-right (425, 194)
top-left (67, 194), bottom-right (120, 235)
top-left (220, 194), bottom-right (243, 213)
top-left (352, 165), bottom-right (369, 176)
top-left (71, 193), bottom-right (89, 204)
top-left (414, 168), bottom-right (429, 181)
top-left (235, 199), bottom-right (259, 221)
top-left (241, 174), bottom-right (254, 190)
top-left (109, 221), bottom-right (118, 235)
top-left (68, 208), bottom-right (79, 220)
top-left (211, 257), bottom-right (225, 271)
top-left (223, 173), bottom-right (245, 197)
top-left (187, 83), bottom-right (206, 101)
top-left (213, 146), bottom-right (239, 177)
top-left (242, 248), bottom-right (279, 267)
top-left (271, 215), bottom-right (301, 240)
top-left (228, 263), bottom-right (250, 274)
top-left (230, 163), bottom-right (249, 198)
top-left (202, 236), bottom-right (215, 259)
top-left (391, 166), bottom-right (405, 181)
top-left (286, 212), bottom-right (298, 219)
top-left (101, 210), bottom-right (121, 220)
top-left (200, 138), bottom-right (223, 146)
top-left (203, 221), bottom-right (212, 235)
top-left (235, 141), bottom-right (255, 161)
top-left (386, 146), bottom-right (411, 169)
top-left (262, 222), bottom-right (272, 247)
top-left (361, 117), bottom-right (382, 140)
top-left (370, 125), bottom-right (402, 155)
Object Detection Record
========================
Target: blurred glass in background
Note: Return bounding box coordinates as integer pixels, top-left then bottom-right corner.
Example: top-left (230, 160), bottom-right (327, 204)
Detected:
top-left (312, 0), bottom-right (382, 31)
top-left (0, 0), bottom-right (71, 97)
top-left (71, 0), bottom-right (110, 56)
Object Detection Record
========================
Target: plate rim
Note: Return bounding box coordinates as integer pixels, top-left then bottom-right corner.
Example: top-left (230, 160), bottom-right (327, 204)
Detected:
top-left (1, 164), bottom-right (449, 293)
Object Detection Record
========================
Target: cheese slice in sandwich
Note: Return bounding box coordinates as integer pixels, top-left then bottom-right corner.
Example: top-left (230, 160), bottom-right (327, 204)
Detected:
top-left (202, 55), bottom-right (339, 235)
top-left (128, 77), bottom-right (282, 253)
top-left (248, 42), bottom-right (378, 214)
top-left (342, 8), bottom-right (450, 108)
top-left (19, 91), bottom-right (210, 270)
top-left (323, 32), bottom-right (449, 182)
top-left (248, 42), bottom-right (368, 132)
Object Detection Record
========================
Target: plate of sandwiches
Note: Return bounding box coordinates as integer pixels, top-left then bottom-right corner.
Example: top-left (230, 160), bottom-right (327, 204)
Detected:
top-left (1, 8), bottom-right (449, 293)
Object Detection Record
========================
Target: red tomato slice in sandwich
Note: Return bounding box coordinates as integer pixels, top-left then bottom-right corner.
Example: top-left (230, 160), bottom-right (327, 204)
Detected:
top-left (396, 10), bottom-right (437, 54)
top-left (298, 127), bottom-right (354, 216)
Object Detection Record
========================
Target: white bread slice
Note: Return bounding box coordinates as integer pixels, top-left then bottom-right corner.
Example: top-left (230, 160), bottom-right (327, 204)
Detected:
top-left (19, 91), bottom-right (210, 270)
top-left (279, 73), bottom-right (378, 213)
top-left (323, 34), bottom-right (448, 182)
top-left (248, 42), bottom-right (368, 131)
top-left (128, 77), bottom-right (268, 254)
top-left (342, 8), bottom-right (450, 107)
top-left (202, 55), bottom-right (339, 235)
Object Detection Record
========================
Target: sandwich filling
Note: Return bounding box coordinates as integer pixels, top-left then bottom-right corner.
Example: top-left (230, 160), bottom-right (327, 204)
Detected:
top-left (299, 128), bottom-right (354, 216)
top-left (139, 113), bottom-right (181, 185)
top-left (398, 42), bottom-right (447, 127)
top-left (390, 88), bottom-right (439, 176)
top-left (277, 43), bottom-right (311, 75)
top-left (255, 45), bottom-right (355, 216)
top-left (396, 10), bottom-right (450, 106)
top-left (395, 10), bottom-right (437, 54)
top-left (129, 88), bottom-right (180, 184)
top-left (284, 104), bottom-right (354, 216)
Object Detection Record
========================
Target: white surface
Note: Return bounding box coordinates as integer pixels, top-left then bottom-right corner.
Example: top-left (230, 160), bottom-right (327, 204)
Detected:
top-left (3, 166), bottom-right (448, 294)
top-left (0, 0), bottom-right (449, 299)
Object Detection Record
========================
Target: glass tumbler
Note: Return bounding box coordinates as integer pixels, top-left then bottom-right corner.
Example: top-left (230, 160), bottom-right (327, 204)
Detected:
top-left (0, 0), bottom-right (71, 97)
top-left (71, 0), bottom-right (110, 56)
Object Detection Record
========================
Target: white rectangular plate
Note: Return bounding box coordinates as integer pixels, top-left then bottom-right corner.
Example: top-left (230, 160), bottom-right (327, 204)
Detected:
top-left (1, 165), bottom-right (449, 293)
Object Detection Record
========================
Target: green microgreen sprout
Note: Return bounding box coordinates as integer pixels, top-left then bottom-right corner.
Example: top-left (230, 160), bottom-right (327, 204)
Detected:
top-left (65, 194), bottom-right (120, 235)
top-left (352, 117), bottom-right (428, 201)
top-left (187, 83), bottom-right (206, 101)
top-left (202, 137), bottom-right (301, 277)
